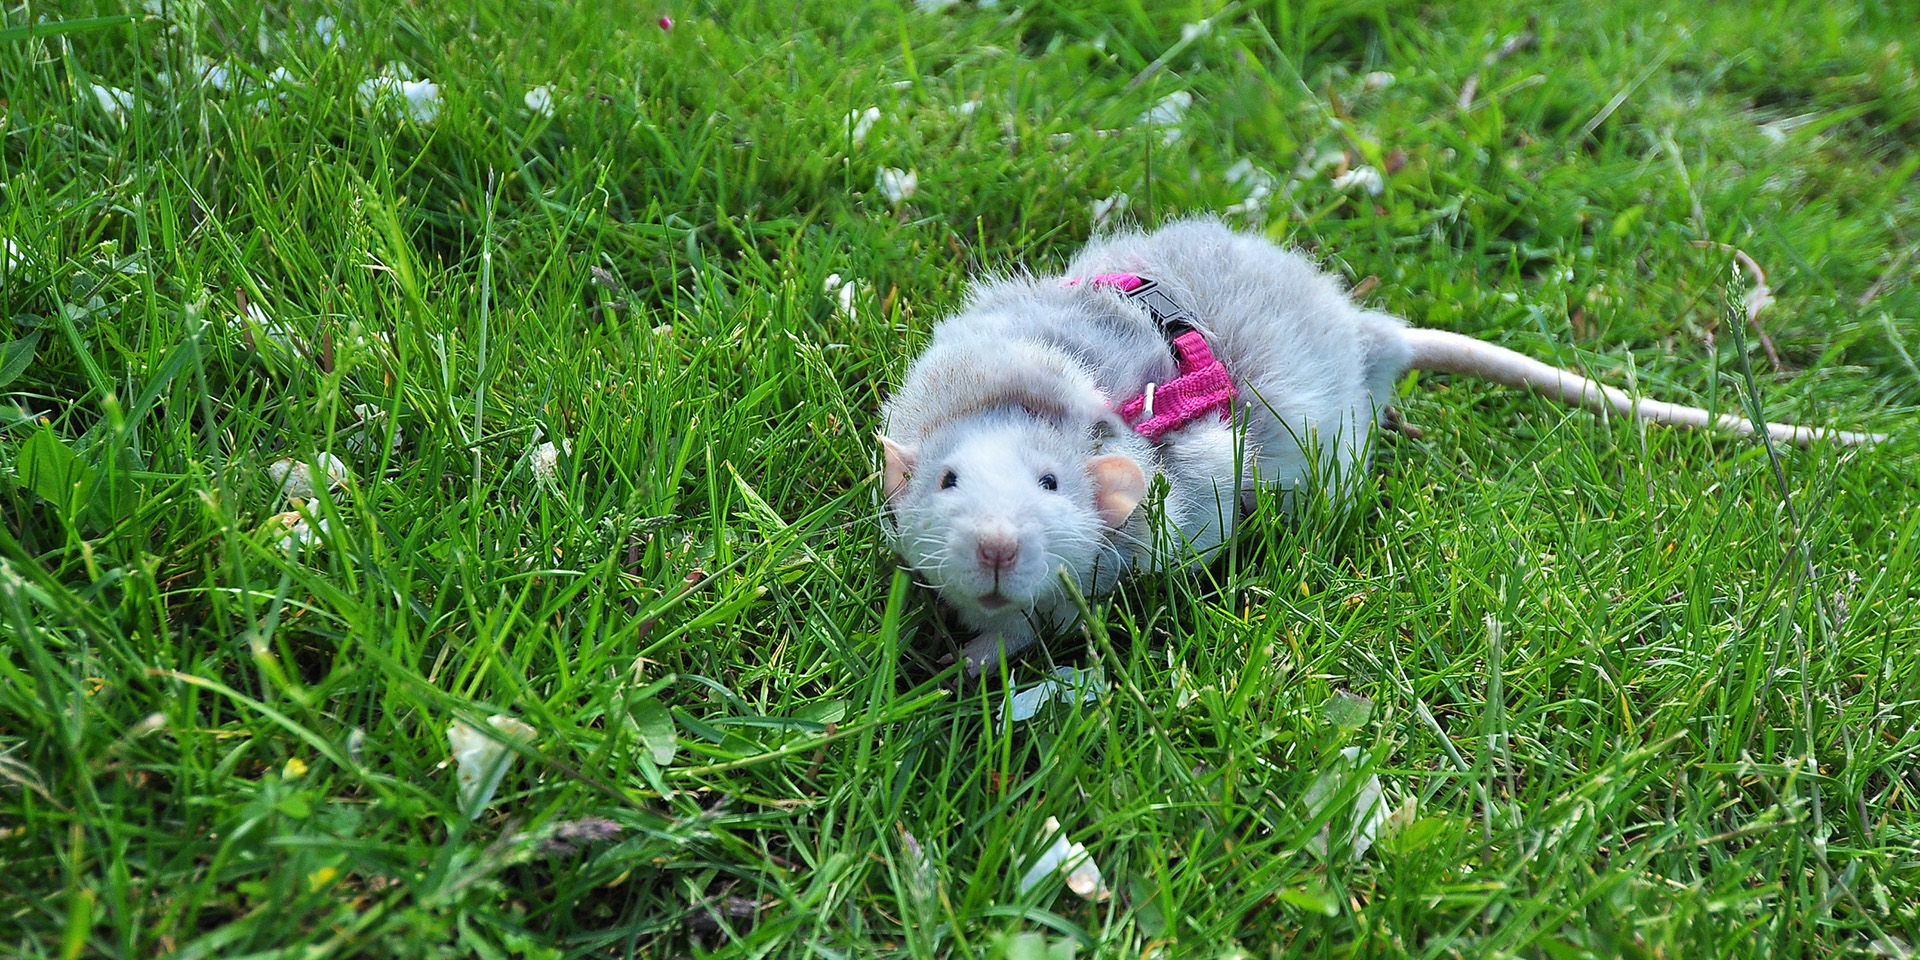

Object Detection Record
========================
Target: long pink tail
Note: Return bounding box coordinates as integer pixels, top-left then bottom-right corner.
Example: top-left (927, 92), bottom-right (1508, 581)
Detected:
top-left (1401, 328), bottom-right (1887, 447)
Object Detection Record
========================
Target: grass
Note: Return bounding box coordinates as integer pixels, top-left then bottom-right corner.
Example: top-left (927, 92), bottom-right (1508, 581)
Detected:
top-left (2, 0), bottom-right (1918, 956)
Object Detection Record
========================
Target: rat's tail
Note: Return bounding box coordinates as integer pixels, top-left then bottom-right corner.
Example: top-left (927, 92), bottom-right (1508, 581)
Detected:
top-left (1401, 327), bottom-right (1887, 447)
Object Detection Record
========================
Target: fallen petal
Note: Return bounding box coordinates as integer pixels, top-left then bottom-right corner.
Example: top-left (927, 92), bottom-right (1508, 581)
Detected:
top-left (346, 404), bottom-right (402, 456)
top-left (400, 79), bottom-right (441, 124)
top-left (1063, 843), bottom-right (1110, 901)
top-left (1017, 817), bottom-right (1075, 895)
top-left (1091, 192), bottom-right (1129, 228)
top-left (1304, 746), bottom-right (1389, 861)
top-left (448, 715), bottom-right (537, 820)
top-left (1137, 90), bottom-right (1191, 127)
top-left (1331, 166), bottom-right (1385, 196)
top-left (89, 83), bottom-right (135, 121)
top-left (269, 453), bottom-right (350, 501)
top-left (531, 439), bottom-right (572, 485)
top-left (998, 666), bottom-right (1106, 722)
top-left (846, 106), bottom-right (880, 146)
top-left (1017, 816), bottom-right (1111, 900)
top-left (525, 84), bottom-right (554, 117)
top-left (876, 167), bottom-right (918, 203)
top-left (266, 510), bottom-right (330, 554)
top-left (358, 74), bottom-right (441, 124)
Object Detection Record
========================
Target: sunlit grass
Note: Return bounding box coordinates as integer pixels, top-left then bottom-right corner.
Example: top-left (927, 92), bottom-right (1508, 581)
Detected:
top-left (2, 1), bottom-right (1917, 956)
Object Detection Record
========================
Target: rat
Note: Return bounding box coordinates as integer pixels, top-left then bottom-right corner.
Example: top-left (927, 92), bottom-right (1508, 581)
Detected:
top-left (878, 219), bottom-right (1885, 674)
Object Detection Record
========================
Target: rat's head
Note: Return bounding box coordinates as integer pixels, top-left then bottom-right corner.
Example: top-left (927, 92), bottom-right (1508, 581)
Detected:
top-left (879, 411), bottom-right (1145, 618)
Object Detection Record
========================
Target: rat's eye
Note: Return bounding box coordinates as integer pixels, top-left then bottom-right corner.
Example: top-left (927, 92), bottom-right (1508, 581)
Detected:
top-left (939, 469), bottom-right (958, 490)
top-left (1038, 473), bottom-right (1058, 491)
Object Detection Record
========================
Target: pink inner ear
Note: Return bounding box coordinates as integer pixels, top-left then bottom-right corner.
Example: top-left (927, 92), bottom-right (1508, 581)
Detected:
top-left (880, 436), bottom-right (916, 502)
top-left (1089, 455), bottom-right (1146, 527)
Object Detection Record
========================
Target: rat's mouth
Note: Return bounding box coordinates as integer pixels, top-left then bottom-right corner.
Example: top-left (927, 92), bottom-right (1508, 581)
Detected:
top-left (977, 592), bottom-right (1011, 611)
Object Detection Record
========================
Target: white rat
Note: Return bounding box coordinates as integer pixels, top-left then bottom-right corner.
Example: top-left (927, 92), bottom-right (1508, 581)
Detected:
top-left (878, 219), bottom-right (1884, 673)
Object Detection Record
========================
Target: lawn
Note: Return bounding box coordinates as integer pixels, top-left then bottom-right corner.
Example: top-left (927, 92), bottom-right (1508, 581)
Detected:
top-left (3, 0), bottom-right (1918, 956)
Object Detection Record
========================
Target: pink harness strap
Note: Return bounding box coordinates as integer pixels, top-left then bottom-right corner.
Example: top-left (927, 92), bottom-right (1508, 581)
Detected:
top-left (1116, 330), bottom-right (1235, 441)
top-left (1073, 273), bottom-right (1236, 442)
top-left (1077, 272), bottom-right (1148, 292)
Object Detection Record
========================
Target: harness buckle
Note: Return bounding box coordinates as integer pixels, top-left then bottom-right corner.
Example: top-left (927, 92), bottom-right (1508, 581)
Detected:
top-left (1119, 278), bottom-right (1197, 340)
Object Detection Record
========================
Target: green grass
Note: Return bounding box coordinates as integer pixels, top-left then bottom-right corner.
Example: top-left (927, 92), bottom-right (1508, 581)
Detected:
top-left (3, 0), bottom-right (1918, 956)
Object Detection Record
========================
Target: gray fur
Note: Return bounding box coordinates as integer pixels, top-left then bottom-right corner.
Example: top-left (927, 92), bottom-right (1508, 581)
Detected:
top-left (1066, 220), bottom-right (1413, 490)
top-left (881, 219), bottom-right (1402, 672)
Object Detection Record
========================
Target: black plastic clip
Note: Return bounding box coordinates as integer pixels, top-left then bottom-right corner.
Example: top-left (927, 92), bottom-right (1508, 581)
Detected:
top-left (1121, 277), bottom-right (1197, 341)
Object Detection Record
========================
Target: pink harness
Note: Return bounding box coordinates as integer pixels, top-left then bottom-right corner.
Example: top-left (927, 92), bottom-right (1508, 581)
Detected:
top-left (1069, 273), bottom-right (1236, 442)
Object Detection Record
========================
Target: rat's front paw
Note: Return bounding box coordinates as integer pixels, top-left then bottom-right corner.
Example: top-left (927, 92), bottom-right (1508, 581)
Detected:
top-left (959, 625), bottom-right (1040, 677)
top-left (959, 637), bottom-right (1001, 678)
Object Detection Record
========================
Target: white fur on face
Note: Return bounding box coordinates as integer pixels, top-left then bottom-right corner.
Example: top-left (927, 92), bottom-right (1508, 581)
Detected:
top-left (890, 417), bottom-right (1107, 618)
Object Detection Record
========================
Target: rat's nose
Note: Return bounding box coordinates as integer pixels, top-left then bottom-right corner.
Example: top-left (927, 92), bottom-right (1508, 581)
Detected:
top-left (976, 534), bottom-right (1020, 572)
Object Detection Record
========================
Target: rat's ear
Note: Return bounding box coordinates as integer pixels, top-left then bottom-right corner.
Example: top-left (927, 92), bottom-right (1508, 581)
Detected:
top-left (1088, 454), bottom-right (1146, 527)
top-left (879, 435), bottom-right (917, 502)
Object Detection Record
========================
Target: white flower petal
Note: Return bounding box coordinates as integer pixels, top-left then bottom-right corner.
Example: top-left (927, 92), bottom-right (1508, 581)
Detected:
top-left (1362, 71), bottom-right (1396, 92)
top-left (1224, 158), bottom-right (1278, 214)
top-left (238, 301), bottom-right (310, 369)
top-left (357, 76), bottom-right (396, 108)
top-left (1017, 816), bottom-right (1111, 900)
top-left (1063, 843), bottom-right (1108, 900)
top-left (1172, 664), bottom-right (1201, 710)
top-left (1017, 818), bottom-right (1075, 895)
top-left (89, 84), bottom-right (135, 121)
top-left (448, 715), bottom-right (537, 820)
top-left (1137, 90), bottom-right (1191, 127)
top-left (1330, 166), bottom-right (1385, 196)
top-left (846, 106), bottom-right (880, 146)
top-left (268, 453), bottom-right (349, 502)
top-left (876, 167), bottom-right (918, 203)
top-left (1304, 746), bottom-right (1390, 861)
top-left (998, 666), bottom-right (1106, 722)
top-left (401, 79), bottom-right (441, 123)
top-left (1002, 683), bottom-right (1055, 723)
top-left (346, 404), bottom-right (402, 456)
top-left (359, 74), bottom-right (441, 124)
top-left (525, 84), bottom-right (554, 117)
top-left (1091, 192), bottom-right (1129, 228)
top-left (267, 510), bottom-right (330, 554)
top-left (531, 439), bottom-right (571, 484)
